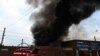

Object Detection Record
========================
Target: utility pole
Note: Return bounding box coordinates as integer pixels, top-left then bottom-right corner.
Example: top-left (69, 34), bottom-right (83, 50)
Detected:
top-left (21, 39), bottom-right (24, 47)
top-left (94, 36), bottom-right (96, 41)
top-left (0, 28), bottom-right (6, 54)
top-left (1, 28), bottom-right (6, 46)
top-left (94, 30), bottom-right (98, 41)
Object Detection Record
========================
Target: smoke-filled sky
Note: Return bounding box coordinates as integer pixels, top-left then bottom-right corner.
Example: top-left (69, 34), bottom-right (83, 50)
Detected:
top-left (0, 0), bottom-right (100, 46)
top-left (0, 0), bottom-right (33, 46)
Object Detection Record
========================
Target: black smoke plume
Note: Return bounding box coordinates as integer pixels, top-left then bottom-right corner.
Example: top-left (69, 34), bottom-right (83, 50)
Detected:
top-left (30, 0), bottom-right (100, 46)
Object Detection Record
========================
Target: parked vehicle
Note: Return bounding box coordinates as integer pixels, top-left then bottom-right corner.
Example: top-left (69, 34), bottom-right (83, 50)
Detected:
top-left (12, 48), bottom-right (39, 56)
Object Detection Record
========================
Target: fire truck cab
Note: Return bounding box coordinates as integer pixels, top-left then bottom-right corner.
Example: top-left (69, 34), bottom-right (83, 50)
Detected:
top-left (12, 48), bottom-right (38, 56)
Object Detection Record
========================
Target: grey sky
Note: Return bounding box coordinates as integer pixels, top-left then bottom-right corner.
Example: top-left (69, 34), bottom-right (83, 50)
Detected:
top-left (0, 0), bottom-right (100, 46)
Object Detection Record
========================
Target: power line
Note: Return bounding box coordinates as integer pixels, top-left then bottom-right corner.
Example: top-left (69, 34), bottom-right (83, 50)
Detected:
top-left (5, 35), bottom-right (31, 38)
top-left (7, 31), bottom-right (31, 35)
top-left (0, 30), bottom-right (32, 35)
top-left (4, 33), bottom-right (32, 37)
top-left (0, 25), bottom-right (33, 38)
top-left (6, 7), bottom-right (33, 28)
top-left (0, 28), bottom-right (33, 46)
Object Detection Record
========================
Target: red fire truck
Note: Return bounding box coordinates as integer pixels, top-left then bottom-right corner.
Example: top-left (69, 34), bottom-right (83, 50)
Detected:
top-left (12, 48), bottom-right (39, 56)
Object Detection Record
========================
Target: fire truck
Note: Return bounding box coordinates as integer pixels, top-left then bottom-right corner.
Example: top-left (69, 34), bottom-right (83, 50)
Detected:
top-left (12, 39), bottom-right (39, 56)
top-left (12, 48), bottom-right (39, 56)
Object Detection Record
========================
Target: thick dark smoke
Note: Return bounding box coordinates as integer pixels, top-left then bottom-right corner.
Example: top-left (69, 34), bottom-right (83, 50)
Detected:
top-left (30, 0), bottom-right (100, 46)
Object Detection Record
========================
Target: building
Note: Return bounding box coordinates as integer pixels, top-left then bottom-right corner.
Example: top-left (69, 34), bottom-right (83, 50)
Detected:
top-left (0, 40), bottom-right (100, 56)
top-left (61, 40), bottom-right (100, 56)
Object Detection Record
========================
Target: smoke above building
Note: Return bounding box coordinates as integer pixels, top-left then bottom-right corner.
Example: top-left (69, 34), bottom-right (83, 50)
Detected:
top-left (27, 0), bottom-right (100, 46)
top-left (62, 24), bottom-right (88, 41)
